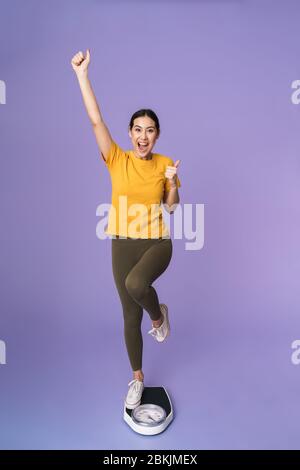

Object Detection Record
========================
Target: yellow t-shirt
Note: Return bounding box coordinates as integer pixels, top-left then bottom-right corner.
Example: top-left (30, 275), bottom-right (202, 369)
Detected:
top-left (101, 140), bottom-right (181, 239)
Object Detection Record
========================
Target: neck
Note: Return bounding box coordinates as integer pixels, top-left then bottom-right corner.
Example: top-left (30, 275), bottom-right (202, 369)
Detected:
top-left (133, 150), bottom-right (152, 160)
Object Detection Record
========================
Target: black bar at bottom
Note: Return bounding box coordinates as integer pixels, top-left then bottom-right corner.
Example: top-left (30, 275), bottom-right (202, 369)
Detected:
top-left (0, 449), bottom-right (299, 466)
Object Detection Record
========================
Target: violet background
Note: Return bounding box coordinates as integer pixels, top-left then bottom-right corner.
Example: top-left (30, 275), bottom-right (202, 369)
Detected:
top-left (1, 0), bottom-right (300, 449)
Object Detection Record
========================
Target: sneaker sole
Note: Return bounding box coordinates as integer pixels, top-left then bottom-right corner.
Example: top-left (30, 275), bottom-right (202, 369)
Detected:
top-left (125, 398), bottom-right (142, 409)
top-left (156, 303), bottom-right (170, 342)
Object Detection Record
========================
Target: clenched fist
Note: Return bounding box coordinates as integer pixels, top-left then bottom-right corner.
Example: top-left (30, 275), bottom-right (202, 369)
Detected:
top-left (71, 49), bottom-right (91, 75)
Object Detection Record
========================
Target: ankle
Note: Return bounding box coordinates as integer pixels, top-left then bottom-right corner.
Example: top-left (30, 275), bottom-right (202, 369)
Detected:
top-left (152, 314), bottom-right (163, 328)
top-left (133, 371), bottom-right (144, 382)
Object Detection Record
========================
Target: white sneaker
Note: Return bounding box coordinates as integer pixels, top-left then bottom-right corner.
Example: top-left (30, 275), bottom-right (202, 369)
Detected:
top-left (125, 379), bottom-right (144, 409)
top-left (148, 303), bottom-right (170, 342)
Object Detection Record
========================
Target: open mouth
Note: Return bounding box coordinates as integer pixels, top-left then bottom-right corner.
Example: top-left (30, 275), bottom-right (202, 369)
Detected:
top-left (138, 142), bottom-right (149, 152)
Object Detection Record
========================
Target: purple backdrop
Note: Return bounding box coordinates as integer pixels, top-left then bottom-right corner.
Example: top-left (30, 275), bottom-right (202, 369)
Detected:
top-left (1, 0), bottom-right (300, 450)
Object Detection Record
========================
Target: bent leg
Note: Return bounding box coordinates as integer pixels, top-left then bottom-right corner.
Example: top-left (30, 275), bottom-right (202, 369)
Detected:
top-left (125, 238), bottom-right (173, 321)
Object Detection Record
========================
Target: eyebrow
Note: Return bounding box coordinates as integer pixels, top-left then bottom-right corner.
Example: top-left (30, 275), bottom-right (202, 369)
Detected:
top-left (134, 125), bottom-right (155, 129)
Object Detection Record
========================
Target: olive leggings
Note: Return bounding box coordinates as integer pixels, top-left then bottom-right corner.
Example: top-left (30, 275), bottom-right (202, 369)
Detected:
top-left (111, 236), bottom-right (173, 371)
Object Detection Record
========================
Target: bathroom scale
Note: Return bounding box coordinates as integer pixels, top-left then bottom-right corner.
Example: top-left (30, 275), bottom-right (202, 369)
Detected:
top-left (123, 386), bottom-right (174, 435)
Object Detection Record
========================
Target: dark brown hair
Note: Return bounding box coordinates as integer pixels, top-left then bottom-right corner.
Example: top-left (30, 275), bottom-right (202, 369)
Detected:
top-left (129, 109), bottom-right (160, 134)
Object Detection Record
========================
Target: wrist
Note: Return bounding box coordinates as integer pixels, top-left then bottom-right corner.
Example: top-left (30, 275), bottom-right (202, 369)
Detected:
top-left (76, 71), bottom-right (89, 81)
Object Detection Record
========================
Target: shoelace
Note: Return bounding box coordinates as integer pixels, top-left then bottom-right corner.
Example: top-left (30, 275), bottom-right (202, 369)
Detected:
top-left (148, 317), bottom-right (165, 336)
top-left (128, 379), bottom-right (144, 392)
top-left (148, 327), bottom-right (158, 337)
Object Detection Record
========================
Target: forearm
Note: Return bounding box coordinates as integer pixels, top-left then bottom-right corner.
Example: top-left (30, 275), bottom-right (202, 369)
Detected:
top-left (76, 72), bottom-right (103, 126)
top-left (164, 185), bottom-right (180, 213)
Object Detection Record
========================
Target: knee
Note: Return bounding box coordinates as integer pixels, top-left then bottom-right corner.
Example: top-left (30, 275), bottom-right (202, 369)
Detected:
top-left (125, 274), bottom-right (147, 301)
top-left (124, 316), bottom-right (142, 330)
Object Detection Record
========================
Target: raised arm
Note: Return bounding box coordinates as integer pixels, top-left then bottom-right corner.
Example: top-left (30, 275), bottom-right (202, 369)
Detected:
top-left (71, 49), bottom-right (113, 161)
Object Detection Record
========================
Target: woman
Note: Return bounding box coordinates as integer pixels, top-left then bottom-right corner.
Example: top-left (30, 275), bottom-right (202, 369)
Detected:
top-left (71, 49), bottom-right (181, 410)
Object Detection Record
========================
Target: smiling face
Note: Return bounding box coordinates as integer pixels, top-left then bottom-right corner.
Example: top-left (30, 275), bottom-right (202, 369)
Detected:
top-left (129, 115), bottom-right (160, 159)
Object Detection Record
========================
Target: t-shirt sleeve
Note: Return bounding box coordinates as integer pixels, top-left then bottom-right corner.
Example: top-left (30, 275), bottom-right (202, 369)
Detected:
top-left (164, 158), bottom-right (182, 193)
top-left (101, 140), bottom-right (125, 168)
